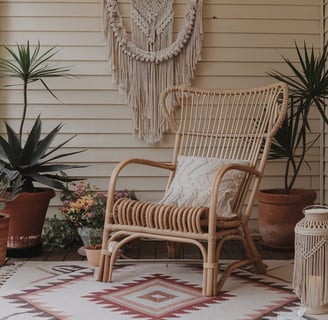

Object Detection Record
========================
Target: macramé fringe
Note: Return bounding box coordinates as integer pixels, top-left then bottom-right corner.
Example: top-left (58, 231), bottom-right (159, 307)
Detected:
top-left (103, 0), bottom-right (203, 143)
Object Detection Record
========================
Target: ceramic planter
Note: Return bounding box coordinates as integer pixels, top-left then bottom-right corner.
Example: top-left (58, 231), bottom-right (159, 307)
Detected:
top-left (2, 188), bottom-right (55, 257)
top-left (257, 188), bottom-right (316, 249)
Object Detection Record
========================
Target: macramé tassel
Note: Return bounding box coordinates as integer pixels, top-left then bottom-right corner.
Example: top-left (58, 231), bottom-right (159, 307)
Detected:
top-left (103, 0), bottom-right (203, 143)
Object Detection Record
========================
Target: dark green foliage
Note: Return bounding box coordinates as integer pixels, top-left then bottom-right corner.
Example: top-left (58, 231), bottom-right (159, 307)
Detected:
top-left (268, 42), bottom-right (328, 193)
top-left (0, 41), bottom-right (71, 141)
top-left (42, 215), bottom-right (81, 248)
top-left (0, 41), bottom-right (84, 192)
top-left (0, 166), bottom-right (22, 209)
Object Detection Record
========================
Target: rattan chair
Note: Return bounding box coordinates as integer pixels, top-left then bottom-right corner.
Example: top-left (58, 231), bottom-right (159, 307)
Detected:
top-left (97, 82), bottom-right (288, 296)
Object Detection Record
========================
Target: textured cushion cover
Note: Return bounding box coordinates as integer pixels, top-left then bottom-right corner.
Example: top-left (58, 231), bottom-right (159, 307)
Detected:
top-left (159, 156), bottom-right (249, 217)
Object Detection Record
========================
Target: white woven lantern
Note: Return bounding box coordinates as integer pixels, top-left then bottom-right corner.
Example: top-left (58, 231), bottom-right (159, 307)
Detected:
top-left (293, 205), bottom-right (328, 315)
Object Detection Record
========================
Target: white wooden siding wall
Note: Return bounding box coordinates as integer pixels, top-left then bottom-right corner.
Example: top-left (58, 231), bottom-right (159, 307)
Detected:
top-left (0, 0), bottom-right (322, 234)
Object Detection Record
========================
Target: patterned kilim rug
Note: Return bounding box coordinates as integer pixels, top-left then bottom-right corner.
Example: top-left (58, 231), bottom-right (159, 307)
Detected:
top-left (0, 260), bottom-right (324, 320)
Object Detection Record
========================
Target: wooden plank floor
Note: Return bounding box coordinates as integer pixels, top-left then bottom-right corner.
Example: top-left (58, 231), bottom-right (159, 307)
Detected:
top-left (5, 239), bottom-right (294, 263)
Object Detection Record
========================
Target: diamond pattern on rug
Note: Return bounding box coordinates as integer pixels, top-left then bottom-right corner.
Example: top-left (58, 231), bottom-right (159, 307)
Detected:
top-left (0, 261), bottom-right (314, 320)
top-left (85, 273), bottom-right (228, 319)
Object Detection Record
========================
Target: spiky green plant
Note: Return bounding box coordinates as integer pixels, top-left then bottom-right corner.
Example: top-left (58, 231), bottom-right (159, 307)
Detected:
top-left (0, 41), bottom-right (84, 192)
top-left (0, 41), bottom-right (71, 142)
top-left (268, 42), bottom-right (328, 193)
top-left (0, 166), bottom-right (22, 209)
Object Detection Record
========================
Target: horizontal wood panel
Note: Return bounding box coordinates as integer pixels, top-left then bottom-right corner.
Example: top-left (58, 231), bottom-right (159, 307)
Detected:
top-left (0, 3), bottom-right (101, 17)
top-left (0, 17), bottom-right (102, 32)
top-left (0, 76), bottom-right (117, 90)
top-left (0, 2), bottom-right (319, 20)
top-left (0, 31), bottom-right (104, 46)
top-left (0, 89), bottom-right (125, 104)
top-left (1, 45), bottom-right (312, 63)
top-left (205, 19), bottom-right (319, 34)
top-left (0, 32), bottom-right (321, 49)
top-left (0, 60), bottom-right (299, 78)
top-left (56, 148), bottom-right (173, 162)
top-left (67, 162), bottom-right (173, 177)
top-left (0, 16), bottom-right (319, 33)
top-left (0, 75), bottom-right (284, 92)
top-left (203, 33), bottom-right (321, 48)
top-left (202, 4), bottom-right (319, 19)
top-left (0, 104), bottom-right (132, 118)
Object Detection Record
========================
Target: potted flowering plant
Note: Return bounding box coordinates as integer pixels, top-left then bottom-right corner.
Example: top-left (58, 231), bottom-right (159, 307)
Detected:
top-left (60, 181), bottom-right (106, 248)
top-left (60, 181), bottom-right (137, 247)
top-left (60, 181), bottom-right (137, 264)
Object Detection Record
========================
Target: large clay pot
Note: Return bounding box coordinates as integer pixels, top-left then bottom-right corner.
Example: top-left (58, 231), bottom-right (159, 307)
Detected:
top-left (0, 213), bottom-right (10, 265)
top-left (2, 188), bottom-right (55, 257)
top-left (257, 188), bottom-right (316, 249)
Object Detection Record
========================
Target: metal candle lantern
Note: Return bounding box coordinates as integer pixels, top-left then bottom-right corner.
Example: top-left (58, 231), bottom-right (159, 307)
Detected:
top-left (293, 205), bottom-right (328, 315)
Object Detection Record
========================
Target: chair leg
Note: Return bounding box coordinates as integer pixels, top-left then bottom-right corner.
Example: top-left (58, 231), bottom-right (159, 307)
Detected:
top-left (204, 261), bottom-right (218, 296)
top-left (242, 226), bottom-right (266, 274)
top-left (213, 231), bottom-right (266, 293)
top-left (103, 255), bottom-right (110, 281)
top-left (97, 252), bottom-right (105, 281)
top-left (97, 254), bottom-right (110, 282)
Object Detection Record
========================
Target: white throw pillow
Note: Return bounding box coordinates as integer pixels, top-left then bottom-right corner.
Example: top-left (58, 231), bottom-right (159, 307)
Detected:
top-left (159, 156), bottom-right (249, 217)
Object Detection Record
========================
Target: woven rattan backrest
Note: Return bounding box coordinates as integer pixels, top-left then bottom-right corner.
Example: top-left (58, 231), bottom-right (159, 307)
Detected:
top-left (160, 83), bottom-right (288, 215)
top-left (161, 83), bottom-right (288, 165)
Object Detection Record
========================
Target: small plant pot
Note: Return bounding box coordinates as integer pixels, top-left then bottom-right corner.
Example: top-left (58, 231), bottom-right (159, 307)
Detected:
top-left (84, 245), bottom-right (102, 266)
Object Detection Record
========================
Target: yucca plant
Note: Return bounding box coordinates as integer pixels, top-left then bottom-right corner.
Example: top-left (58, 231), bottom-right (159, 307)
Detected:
top-left (0, 41), bottom-right (84, 193)
top-left (267, 42), bottom-right (328, 194)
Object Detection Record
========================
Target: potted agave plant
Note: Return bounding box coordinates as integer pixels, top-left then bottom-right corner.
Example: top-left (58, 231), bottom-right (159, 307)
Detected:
top-left (0, 41), bottom-right (84, 256)
top-left (257, 42), bottom-right (328, 249)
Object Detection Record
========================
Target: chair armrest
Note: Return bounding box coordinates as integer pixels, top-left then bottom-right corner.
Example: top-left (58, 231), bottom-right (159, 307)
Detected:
top-left (207, 163), bottom-right (261, 226)
top-left (219, 163), bottom-right (261, 177)
top-left (107, 158), bottom-right (175, 210)
top-left (211, 162), bottom-right (261, 194)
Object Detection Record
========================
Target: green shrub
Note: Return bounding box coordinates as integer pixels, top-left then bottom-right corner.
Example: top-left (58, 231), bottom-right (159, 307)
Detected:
top-left (42, 215), bottom-right (81, 248)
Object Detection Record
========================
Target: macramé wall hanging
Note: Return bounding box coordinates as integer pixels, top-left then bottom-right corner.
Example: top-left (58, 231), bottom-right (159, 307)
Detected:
top-left (103, 0), bottom-right (203, 143)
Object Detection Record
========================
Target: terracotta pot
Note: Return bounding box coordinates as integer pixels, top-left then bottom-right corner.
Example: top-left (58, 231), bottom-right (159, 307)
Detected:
top-left (2, 188), bottom-right (55, 256)
top-left (0, 213), bottom-right (10, 265)
top-left (85, 245), bottom-right (101, 266)
top-left (257, 188), bottom-right (316, 249)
